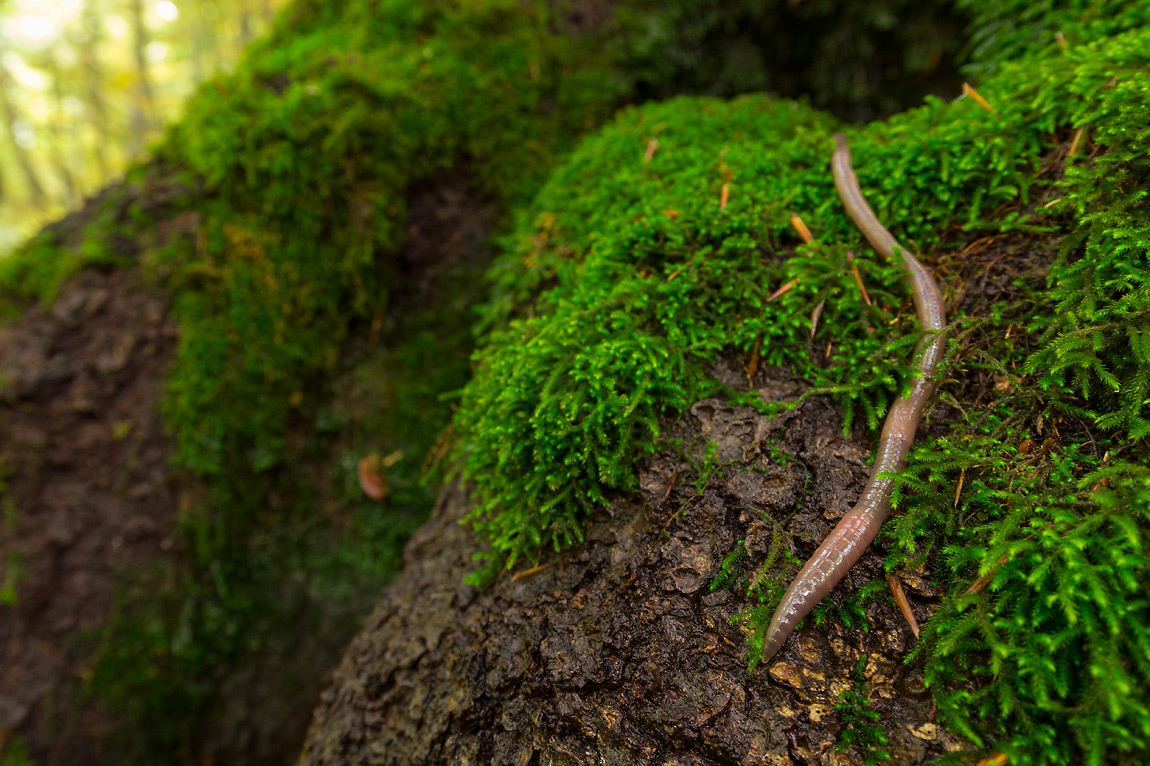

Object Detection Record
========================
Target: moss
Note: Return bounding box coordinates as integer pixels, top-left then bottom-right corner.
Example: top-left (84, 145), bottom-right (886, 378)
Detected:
top-left (4, 0), bottom-right (1145, 760)
top-left (452, 16), bottom-right (1150, 766)
top-left (0, 738), bottom-right (33, 766)
top-left (0, 186), bottom-right (136, 319)
top-left (957, 0), bottom-right (1150, 77)
top-left (150, 2), bottom-right (621, 478)
top-left (835, 654), bottom-right (892, 765)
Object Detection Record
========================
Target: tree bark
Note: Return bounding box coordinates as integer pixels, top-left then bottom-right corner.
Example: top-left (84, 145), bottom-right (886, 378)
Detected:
top-left (42, 51), bottom-right (81, 206)
top-left (79, 0), bottom-right (111, 179)
top-left (300, 363), bottom-right (964, 765)
top-left (128, 0), bottom-right (157, 156)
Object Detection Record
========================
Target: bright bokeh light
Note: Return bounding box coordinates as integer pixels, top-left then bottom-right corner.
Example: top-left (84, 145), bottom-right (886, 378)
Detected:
top-left (146, 41), bottom-right (168, 62)
top-left (11, 15), bottom-right (55, 41)
top-left (1, 52), bottom-right (48, 91)
top-left (104, 15), bottom-right (129, 39)
top-left (0, 0), bottom-right (288, 255)
top-left (5, 0), bottom-right (83, 45)
top-left (156, 1), bottom-right (180, 23)
top-left (12, 120), bottom-right (36, 149)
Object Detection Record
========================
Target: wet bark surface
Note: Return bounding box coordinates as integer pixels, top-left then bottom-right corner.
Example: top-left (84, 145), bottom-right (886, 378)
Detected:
top-left (300, 361), bottom-right (967, 766)
top-left (0, 167), bottom-right (500, 764)
top-left (0, 266), bottom-right (179, 761)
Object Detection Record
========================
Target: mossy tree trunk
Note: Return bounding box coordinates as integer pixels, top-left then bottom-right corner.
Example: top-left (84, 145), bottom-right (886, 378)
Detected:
top-left (299, 366), bottom-right (959, 766)
top-left (4, 2), bottom-right (1150, 765)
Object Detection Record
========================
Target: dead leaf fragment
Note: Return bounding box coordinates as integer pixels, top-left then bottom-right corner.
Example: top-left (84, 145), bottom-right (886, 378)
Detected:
top-left (358, 454), bottom-right (389, 501)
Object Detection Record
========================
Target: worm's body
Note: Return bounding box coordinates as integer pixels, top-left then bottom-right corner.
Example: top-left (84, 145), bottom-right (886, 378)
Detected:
top-left (759, 134), bottom-right (947, 663)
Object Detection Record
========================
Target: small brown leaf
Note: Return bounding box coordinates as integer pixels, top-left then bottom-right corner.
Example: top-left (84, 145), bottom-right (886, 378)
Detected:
top-left (358, 454), bottom-right (388, 501)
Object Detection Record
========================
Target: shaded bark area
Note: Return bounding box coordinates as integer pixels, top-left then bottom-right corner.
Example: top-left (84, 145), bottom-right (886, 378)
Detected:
top-left (0, 165), bottom-right (500, 764)
top-left (301, 362), bottom-right (966, 765)
top-left (0, 266), bottom-right (179, 761)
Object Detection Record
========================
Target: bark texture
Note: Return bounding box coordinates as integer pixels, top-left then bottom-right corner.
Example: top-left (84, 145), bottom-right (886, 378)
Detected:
top-left (300, 363), bottom-right (965, 765)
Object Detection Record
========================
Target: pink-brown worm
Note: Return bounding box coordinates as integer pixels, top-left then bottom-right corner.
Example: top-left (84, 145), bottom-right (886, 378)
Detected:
top-left (759, 133), bottom-right (947, 663)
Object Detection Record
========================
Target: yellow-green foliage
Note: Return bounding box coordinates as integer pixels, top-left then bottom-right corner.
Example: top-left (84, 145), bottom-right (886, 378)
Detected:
top-left (454, 15), bottom-right (1150, 766)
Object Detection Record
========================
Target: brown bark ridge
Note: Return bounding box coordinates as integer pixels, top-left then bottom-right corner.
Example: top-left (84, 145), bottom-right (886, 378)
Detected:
top-left (299, 362), bottom-right (966, 765)
top-left (0, 268), bottom-right (179, 761)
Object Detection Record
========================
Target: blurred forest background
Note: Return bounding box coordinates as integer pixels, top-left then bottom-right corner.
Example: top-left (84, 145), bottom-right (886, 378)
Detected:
top-left (0, 0), bottom-right (285, 254)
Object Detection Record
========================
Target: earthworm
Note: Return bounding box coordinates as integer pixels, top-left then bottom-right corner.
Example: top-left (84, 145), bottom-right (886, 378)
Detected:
top-left (760, 134), bottom-right (947, 662)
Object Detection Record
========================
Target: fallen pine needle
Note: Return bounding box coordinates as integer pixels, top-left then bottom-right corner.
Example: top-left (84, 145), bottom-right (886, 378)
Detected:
top-left (886, 573), bottom-right (920, 638)
top-left (768, 278), bottom-right (800, 302)
top-left (790, 212), bottom-right (813, 243)
top-left (846, 251), bottom-right (872, 306)
top-left (962, 82), bottom-right (996, 113)
top-left (965, 555), bottom-right (1009, 595)
top-left (810, 299), bottom-right (825, 341)
top-left (511, 560), bottom-right (556, 581)
top-left (746, 334), bottom-right (762, 387)
top-left (1067, 126), bottom-right (1085, 160)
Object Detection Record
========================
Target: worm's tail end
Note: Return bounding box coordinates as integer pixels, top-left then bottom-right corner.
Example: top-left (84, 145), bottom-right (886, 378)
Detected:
top-left (760, 621), bottom-right (788, 666)
top-left (759, 585), bottom-right (808, 665)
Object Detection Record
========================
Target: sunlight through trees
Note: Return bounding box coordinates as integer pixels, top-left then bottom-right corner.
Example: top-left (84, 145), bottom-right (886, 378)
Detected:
top-left (0, 0), bottom-right (286, 253)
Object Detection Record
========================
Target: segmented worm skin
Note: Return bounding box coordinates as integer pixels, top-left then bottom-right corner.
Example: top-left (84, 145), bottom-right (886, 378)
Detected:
top-left (759, 134), bottom-right (947, 663)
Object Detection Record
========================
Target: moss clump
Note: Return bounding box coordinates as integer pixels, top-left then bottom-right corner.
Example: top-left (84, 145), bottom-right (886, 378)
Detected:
top-left (957, 0), bottom-right (1150, 77)
top-left (452, 64), bottom-right (1044, 576)
top-left (150, 0), bottom-right (628, 478)
top-left (453, 15), bottom-right (1150, 766)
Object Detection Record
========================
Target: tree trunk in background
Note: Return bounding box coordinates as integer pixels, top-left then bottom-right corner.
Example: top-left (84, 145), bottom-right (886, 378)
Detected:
top-left (79, 0), bottom-right (111, 179)
top-left (189, 1), bottom-right (209, 85)
top-left (128, 0), bottom-right (157, 157)
top-left (44, 52), bottom-right (81, 206)
top-left (239, 9), bottom-right (255, 46)
top-left (0, 64), bottom-right (48, 207)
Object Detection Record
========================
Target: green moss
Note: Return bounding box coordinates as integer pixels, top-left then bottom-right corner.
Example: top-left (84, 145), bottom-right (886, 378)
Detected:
top-left (452, 17), bottom-right (1150, 766)
top-left (150, 0), bottom-right (627, 478)
top-left (835, 654), bottom-right (892, 765)
top-left (0, 186), bottom-right (135, 319)
top-left (957, 0), bottom-right (1150, 77)
top-left (0, 738), bottom-right (33, 766)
